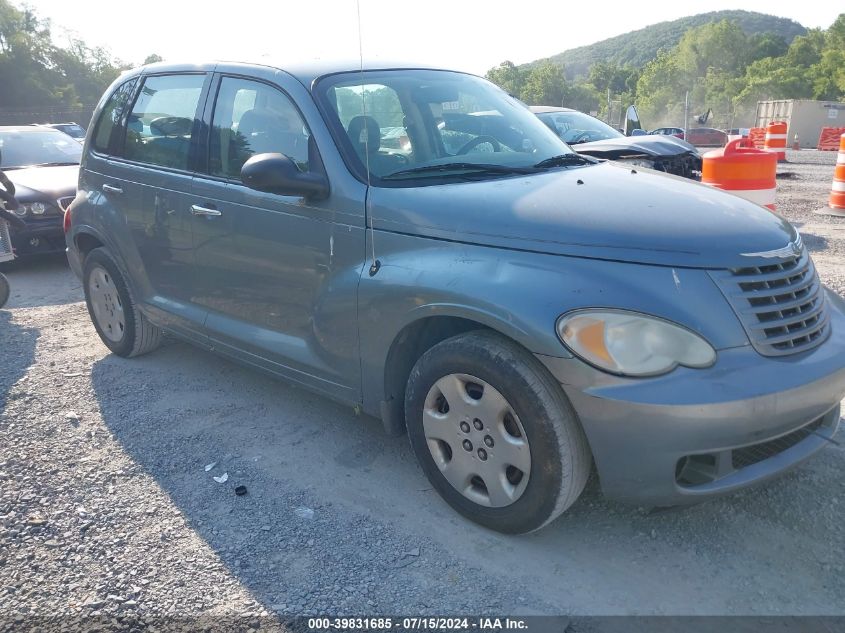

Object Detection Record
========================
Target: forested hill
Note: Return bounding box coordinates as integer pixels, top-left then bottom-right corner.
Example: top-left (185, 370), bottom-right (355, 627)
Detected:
top-left (531, 11), bottom-right (806, 78)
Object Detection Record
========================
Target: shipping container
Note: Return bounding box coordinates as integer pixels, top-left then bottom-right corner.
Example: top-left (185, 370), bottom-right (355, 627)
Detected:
top-left (755, 100), bottom-right (845, 149)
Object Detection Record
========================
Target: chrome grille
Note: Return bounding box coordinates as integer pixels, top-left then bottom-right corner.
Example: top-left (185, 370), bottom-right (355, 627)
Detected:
top-left (731, 417), bottom-right (824, 470)
top-left (710, 247), bottom-right (830, 356)
top-left (57, 196), bottom-right (74, 212)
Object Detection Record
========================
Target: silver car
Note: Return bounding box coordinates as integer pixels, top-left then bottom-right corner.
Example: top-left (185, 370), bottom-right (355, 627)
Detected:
top-left (64, 60), bottom-right (845, 533)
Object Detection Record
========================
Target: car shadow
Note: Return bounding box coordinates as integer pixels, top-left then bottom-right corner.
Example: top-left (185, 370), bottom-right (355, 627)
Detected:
top-left (800, 232), bottom-right (829, 251)
top-left (2, 254), bottom-right (82, 308)
top-left (89, 340), bottom-right (845, 616)
top-left (0, 310), bottom-right (39, 415)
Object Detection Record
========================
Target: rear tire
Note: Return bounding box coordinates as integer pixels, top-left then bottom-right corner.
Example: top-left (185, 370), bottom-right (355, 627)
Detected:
top-left (83, 248), bottom-right (161, 357)
top-left (405, 330), bottom-right (591, 533)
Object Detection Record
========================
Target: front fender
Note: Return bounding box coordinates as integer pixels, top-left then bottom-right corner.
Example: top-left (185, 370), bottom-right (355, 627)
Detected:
top-left (357, 231), bottom-right (750, 423)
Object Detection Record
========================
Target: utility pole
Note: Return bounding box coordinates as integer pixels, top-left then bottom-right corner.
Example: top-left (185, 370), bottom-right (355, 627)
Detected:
top-left (607, 88), bottom-right (611, 124)
top-left (684, 90), bottom-right (690, 139)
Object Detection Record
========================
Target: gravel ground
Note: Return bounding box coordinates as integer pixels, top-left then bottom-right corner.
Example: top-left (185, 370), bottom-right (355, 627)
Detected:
top-left (1, 150), bottom-right (844, 625)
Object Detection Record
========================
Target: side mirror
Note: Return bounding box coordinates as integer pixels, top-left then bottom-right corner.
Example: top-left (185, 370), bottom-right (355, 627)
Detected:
top-left (241, 153), bottom-right (329, 200)
top-left (624, 105), bottom-right (643, 136)
top-left (630, 128), bottom-right (647, 136)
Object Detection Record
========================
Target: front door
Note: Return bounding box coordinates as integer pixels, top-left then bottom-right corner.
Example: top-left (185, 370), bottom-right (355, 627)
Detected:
top-left (190, 74), bottom-right (363, 401)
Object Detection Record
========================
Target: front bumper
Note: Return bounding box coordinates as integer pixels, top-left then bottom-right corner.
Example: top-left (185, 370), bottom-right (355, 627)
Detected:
top-left (539, 289), bottom-right (845, 506)
top-left (10, 218), bottom-right (65, 257)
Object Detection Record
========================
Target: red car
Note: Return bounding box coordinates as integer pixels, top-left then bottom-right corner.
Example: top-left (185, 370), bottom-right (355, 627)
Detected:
top-left (651, 126), bottom-right (727, 147)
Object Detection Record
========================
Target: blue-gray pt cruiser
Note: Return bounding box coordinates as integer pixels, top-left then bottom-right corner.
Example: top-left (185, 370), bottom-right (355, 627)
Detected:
top-left (65, 60), bottom-right (845, 533)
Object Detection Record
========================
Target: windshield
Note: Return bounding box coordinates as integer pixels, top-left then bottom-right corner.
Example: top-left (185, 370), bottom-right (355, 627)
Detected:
top-left (316, 70), bottom-right (575, 184)
top-left (536, 111), bottom-right (623, 144)
top-left (0, 128), bottom-right (83, 169)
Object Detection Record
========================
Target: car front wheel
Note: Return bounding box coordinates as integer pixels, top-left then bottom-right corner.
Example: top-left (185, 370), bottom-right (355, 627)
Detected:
top-left (405, 330), bottom-right (592, 533)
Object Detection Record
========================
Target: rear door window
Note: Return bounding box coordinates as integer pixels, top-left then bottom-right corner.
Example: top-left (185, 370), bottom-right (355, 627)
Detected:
top-left (124, 74), bottom-right (206, 170)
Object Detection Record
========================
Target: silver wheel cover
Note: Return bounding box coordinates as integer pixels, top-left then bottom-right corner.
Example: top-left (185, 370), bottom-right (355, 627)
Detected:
top-left (422, 373), bottom-right (531, 507)
top-left (88, 265), bottom-right (126, 343)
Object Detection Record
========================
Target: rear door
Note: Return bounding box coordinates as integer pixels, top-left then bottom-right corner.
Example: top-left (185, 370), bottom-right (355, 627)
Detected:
top-left (116, 72), bottom-right (211, 336)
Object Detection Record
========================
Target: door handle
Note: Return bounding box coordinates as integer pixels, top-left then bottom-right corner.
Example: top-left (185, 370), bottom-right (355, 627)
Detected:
top-left (102, 184), bottom-right (123, 194)
top-left (190, 204), bottom-right (221, 217)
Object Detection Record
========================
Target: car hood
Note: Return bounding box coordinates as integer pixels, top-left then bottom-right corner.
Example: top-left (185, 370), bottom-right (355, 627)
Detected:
top-left (4, 165), bottom-right (78, 201)
top-left (369, 161), bottom-right (797, 269)
top-left (573, 134), bottom-right (698, 158)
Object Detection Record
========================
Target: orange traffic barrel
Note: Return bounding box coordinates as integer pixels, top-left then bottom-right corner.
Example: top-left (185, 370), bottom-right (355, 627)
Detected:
top-left (764, 120), bottom-right (787, 162)
top-left (748, 127), bottom-right (766, 149)
top-left (815, 133), bottom-right (845, 217)
top-left (702, 138), bottom-right (777, 210)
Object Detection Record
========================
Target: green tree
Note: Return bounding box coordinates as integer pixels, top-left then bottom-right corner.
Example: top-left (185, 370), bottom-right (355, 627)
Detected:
top-left (735, 28), bottom-right (828, 106)
top-left (521, 61), bottom-right (567, 106)
top-left (564, 82), bottom-right (601, 113)
top-left (0, 0), bottom-right (125, 111)
top-left (748, 33), bottom-right (788, 62)
top-left (485, 61), bottom-right (525, 98)
top-left (809, 15), bottom-right (845, 99)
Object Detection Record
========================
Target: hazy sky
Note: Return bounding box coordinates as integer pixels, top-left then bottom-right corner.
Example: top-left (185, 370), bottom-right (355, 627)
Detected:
top-left (26, 0), bottom-right (843, 75)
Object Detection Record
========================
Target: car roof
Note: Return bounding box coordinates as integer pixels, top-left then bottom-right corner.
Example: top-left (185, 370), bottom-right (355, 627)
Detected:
top-left (135, 58), bottom-right (459, 89)
top-left (527, 106), bottom-right (576, 114)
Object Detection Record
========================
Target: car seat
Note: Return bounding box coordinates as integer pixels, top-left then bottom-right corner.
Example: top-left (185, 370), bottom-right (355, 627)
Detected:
top-left (346, 115), bottom-right (405, 176)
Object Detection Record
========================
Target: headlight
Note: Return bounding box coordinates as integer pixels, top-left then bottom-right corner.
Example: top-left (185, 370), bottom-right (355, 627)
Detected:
top-left (556, 309), bottom-right (716, 377)
top-left (13, 202), bottom-right (49, 216)
top-left (621, 158), bottom-right (657, 169)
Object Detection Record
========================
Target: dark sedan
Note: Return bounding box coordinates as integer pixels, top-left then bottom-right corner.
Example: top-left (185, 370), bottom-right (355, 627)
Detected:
top-left (531, 106), bottom-right (701, 180)
top-left (0, 126), bottom-right (80, 258)
top-left (651, 126), bottom-right (728, 147)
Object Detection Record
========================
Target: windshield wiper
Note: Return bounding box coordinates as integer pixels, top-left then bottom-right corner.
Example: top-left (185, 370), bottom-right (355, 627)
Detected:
top-left (382, 162), bottom-right (538, 180)
top-left (33, 161), bottom-right (80, 167)
top-left (533, 154), bottom-right (596, 169)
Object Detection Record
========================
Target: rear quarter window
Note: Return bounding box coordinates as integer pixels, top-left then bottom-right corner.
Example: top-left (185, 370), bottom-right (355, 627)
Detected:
top-left (92, 79), bottom-right (138, 154)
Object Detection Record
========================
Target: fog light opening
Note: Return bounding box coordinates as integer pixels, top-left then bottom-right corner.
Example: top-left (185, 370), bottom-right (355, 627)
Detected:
top-left (676, 454), bottom-right (718, 487)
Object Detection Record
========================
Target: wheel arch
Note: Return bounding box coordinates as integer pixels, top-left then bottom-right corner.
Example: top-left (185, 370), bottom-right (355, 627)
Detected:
top-left (379, 307), bottom-right (544, 436)
top-left (74, 230), bottom-right (105, 261)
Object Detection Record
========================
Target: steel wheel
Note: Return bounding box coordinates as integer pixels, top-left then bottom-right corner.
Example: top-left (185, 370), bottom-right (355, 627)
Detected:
top-left (422, 373), bottom-right (531, 507)
top-left (87, 264), bottom-right (125, 343)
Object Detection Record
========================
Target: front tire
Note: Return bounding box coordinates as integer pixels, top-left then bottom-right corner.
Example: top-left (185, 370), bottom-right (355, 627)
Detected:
top-left (83, 248), bottom-right (161, 357)
top-left (405, 330), bottom-right (591, 533)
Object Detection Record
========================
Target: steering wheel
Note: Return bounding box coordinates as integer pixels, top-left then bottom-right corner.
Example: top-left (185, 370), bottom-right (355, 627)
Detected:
top-left (149, 116), bottom-right (193, 136)
top-left (456, 135), bottom-right (501, 155)
top-left (567, 130), bottom-right (593, 143)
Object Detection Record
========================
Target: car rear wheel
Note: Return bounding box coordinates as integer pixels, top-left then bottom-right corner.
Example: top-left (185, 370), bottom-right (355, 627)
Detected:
top-left (405, 330), bottom-right (591, 533)
top-left (83, 248), bottom-right (161, 357)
